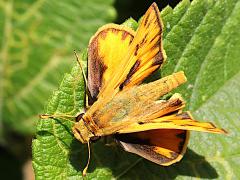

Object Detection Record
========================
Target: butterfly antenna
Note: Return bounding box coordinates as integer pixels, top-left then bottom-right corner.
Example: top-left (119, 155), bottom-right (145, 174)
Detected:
top-left (83, 141), bottom-right (91, 176)
top-left (74, 50), bottom-right (94, 108)
top-left (74, 50), bottom-right (88, 86)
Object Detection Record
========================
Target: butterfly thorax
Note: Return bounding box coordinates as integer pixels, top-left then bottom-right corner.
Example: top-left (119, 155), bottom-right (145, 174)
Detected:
top-left (72, 114), bottom-right (100, 143)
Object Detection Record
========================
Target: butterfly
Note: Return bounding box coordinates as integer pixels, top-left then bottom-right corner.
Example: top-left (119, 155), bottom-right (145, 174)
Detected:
top-left (41, 3), bottom-right (226, 176)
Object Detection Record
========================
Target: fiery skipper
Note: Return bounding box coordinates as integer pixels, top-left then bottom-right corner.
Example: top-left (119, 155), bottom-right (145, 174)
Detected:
top-left (41, 3), bottom-right (227, 176)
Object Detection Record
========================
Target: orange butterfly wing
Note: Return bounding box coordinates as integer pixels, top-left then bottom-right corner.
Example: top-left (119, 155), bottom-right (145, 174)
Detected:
top-left (87, 24), bottom-right (135, 104)
top-left (87, 3), bottom-right (166, 105)
top-left (116, 129), bottom-right (189, 166)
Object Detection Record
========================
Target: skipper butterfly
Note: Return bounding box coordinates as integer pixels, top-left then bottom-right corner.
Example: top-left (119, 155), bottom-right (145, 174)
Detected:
top-left (41, 3), bottom-right (226, 176)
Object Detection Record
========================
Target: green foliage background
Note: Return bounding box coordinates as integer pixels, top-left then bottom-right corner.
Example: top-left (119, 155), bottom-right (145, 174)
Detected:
top-left (0, 0), bottom-right (115, 178)
top-left (0, 0), bottom-right (115, 138)
top-left (1, 0), bottom-right (240, 179)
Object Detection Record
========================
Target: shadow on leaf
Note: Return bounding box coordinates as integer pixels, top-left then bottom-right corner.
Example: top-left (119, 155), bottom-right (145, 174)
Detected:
top-left (69, 137), bottom-right (218, 179)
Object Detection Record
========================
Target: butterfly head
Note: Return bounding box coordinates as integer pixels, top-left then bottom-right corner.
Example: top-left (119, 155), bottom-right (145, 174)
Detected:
top-left (72, 114), bottom-right (96, 144)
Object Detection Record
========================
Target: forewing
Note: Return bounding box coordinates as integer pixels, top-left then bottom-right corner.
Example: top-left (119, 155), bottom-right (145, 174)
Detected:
top-left (87, 24), bottom-right (135, 103)
top-left (119, 2), bottom-right (166, 89)
top-left (117, 112), bottom-right (227, 134)
top-left (96, 3), bottom-right (166, 100)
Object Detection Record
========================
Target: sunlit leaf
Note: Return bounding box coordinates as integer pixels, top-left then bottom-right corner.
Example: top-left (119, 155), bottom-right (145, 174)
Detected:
top-left (33, 0), bottom-right (240, 179)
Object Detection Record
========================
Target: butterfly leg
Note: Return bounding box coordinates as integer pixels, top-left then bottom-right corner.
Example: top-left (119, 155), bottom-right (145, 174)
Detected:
top-left (39, 113), bottom-right (84, 123)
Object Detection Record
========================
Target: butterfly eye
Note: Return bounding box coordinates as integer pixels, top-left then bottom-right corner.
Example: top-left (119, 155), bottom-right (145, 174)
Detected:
top-left (76, 113), bottom-right (84, 122)
top-left (90, 136), bottom-right (101, 142)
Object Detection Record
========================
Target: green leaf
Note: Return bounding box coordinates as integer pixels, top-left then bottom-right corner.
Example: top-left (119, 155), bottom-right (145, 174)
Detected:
top-left (0, 0), bottom-right (115, 137)
top-left (33, 0), bottom-right (240, 179)
top-left (122, 18), bottom-right (138, 31)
